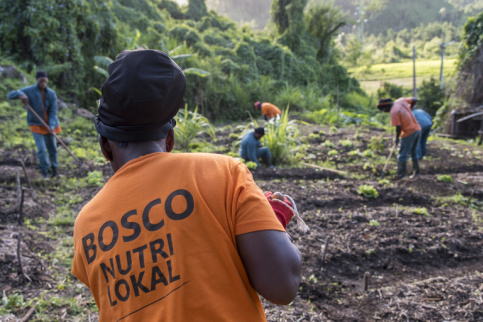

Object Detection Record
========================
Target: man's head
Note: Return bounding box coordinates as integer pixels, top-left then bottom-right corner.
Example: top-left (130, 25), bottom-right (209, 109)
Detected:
top-left (254, 127), bottom-right (265, 140)
top-left (95, 48), bottom-right (186, 143)
top-left (254, 101), bottom-right (262, 110)
top-left (377, 98), bottom-right (393, 113)
top-left (36, 71), bottom-right (48, 90)
top-left (409, 97), bottom-right (419, 109)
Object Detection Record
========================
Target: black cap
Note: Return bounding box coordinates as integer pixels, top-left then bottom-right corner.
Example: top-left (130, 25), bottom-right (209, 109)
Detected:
top-left (377, 98), bottom-right (393, 111)
top-left (254, 127), bottom-right (265, 135)
top-left (36, 70), bottom-right (48, 78)
top-left (95, 49), bottom-right (186, 142)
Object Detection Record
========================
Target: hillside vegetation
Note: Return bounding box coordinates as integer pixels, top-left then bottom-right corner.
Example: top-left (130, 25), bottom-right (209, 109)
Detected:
top-left (0, 0), bottom-right (367, 122)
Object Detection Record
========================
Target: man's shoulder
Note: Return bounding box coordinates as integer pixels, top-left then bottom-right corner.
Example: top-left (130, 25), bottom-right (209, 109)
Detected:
top-left (22, 84), bottom-right (37, 92)
top-left (46, 87), bottom-right (57, 96)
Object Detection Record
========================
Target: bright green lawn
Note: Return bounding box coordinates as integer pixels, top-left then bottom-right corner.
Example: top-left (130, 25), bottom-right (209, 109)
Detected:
top-left (349, 59), bottom-right (457, 81)
top-left (350, 59), bottom-right (457, 95)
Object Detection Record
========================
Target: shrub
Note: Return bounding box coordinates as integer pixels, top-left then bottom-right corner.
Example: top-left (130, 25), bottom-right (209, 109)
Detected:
top-left (174, 105), bottom-right (216, 151)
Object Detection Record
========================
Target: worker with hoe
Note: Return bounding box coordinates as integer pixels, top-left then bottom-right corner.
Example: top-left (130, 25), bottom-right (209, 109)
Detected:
top-left (254, 101), bottom-right (281, 120)
top-left (71, 49), bottom-right (302, 321)
top-left (239, 127), bottom-right (273, 168)
top-left (378, 97), bottom-right (421, 179)
top-left (7, 71), bottom-right (61, 178)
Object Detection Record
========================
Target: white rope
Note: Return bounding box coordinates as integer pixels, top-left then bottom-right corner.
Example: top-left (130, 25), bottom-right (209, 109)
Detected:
top-left (271, 195), bottom-right (310, 233)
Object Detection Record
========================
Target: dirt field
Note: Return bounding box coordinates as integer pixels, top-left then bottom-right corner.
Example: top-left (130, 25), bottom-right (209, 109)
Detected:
top-left (0, 123), bottom-right (482, 321)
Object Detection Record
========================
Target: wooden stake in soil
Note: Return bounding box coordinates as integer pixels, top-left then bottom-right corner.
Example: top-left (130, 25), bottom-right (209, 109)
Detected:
top-left (16, 233), bottom-right (32, 283)
top-left (321, 236), bottom-right (331, 263)
top-left (364, 272), bottom-right (370, 292)
top-left (18, 158), bottom-right (32, 189)
top-left (466, 183), bottom-right (478, 208)
top-left (20, 300), bottom-right (39, 322)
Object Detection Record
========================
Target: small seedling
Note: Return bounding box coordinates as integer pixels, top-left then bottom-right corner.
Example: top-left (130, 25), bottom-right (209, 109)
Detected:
top-left (340, 139), bottom-right (353, 147)
top-left (357, 185), bottom-right (379, 199)
top-left (244, 161), bottom-right (258, 170)
top-left (348, 149), bottom-right (362, 156)
top-left (412, 207), bottom-right (429, 216)
top-left (369, 219), bottom-right (380, 226)
top-left (324, 140), bottom-right (335, 148)
top-left (437, 174), bottom-right (453, 183)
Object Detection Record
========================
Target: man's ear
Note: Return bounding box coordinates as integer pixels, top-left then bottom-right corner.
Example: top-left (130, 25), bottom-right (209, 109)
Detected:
top-left (99, 135), bottom-right (113, 161)
top-left (166, 129), bottom-right (175, 152)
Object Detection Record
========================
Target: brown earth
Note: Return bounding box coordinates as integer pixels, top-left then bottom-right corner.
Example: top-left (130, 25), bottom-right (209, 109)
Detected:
top-left (0, 123), bottom-right (482, 321)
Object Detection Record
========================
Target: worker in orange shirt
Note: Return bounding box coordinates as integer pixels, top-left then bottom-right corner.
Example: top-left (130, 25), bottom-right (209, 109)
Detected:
top-left (254, 101), bottom-right (281, 120)
top-left (71, 49), bottom-right (302, 322)
top-left (377, 97), bottom-right (421, 179)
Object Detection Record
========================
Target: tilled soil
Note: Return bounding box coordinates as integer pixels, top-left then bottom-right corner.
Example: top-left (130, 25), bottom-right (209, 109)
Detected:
top-left (0, 124), bottom-right (482, 321)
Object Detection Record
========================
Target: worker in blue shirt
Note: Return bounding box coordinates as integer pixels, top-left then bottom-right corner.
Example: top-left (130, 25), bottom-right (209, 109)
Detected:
top-left (7, 71), bottom-right (61, 178)
top-left (412, 108), bottom-right (433, 160)
top-left (239, 127), bottom-right (272, 168)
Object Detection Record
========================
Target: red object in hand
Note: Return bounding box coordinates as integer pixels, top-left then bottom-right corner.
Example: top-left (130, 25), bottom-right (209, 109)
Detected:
top-left (264, 191), bottom-right (294, 229)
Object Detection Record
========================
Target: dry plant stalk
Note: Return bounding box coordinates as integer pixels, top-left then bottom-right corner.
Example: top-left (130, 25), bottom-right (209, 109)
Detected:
top-left (16, 233), bottom-right (32, 283)
top-left (321, 236), bottom-right (330, 263)
top-left (18, 158), bottom-right (32, 189)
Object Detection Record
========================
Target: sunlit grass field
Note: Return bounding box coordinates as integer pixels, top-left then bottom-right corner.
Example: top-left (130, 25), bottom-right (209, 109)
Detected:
top-left (349, 58), bottom-right (457, 94)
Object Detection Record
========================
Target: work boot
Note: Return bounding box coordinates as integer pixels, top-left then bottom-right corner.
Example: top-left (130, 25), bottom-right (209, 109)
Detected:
top-left (397, 161), bottom-right (407, 179)
top-left (51, 166), bottom-right (59, 178)
top-left (41, 169), bottom-right (49, 179)
top-left (410, 159), bottom-right (420, 178)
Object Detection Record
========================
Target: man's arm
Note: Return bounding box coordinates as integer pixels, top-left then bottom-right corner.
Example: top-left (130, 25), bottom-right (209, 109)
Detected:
top-left (236, 230), bottom-right (302, 305)
top-left (395, 125), bottom-right (402, 145)
top-left (7, 90), bottom-right (29, 105)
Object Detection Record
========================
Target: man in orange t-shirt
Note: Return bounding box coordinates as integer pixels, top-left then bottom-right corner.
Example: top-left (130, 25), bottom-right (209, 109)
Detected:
top-left (72, 49), bottom-right (302, 322)
top-left (377, 97), bottom-right (421, 179)
top-left (254, 101), bottom-right (281, 120)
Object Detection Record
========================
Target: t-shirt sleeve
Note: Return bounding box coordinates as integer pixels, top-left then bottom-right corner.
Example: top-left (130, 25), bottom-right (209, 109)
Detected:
top-left (232, 163), bottom-right (284, 235)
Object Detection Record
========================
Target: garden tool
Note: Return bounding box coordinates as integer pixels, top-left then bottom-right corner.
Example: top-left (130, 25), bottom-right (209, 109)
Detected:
top-left (380, 143), bottom-right (397, 178)
top-left (25, 103), bottom-right (81, 164)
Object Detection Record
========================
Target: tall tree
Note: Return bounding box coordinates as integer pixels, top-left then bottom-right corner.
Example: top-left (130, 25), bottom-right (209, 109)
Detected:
top-left (305, 1), bottom-right (347, 60)
top-left (186, 0), bottom-right (208, 21)
top-left (271, 0), bottom-right (307, 51)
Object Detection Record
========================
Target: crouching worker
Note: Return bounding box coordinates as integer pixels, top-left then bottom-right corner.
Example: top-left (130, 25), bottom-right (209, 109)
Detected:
top-left (377, 97), bottom-right (421, 179)
top-left (239, 127), bottom-right (273, 168)
top-left (71, 49), bottom-right (302, 322)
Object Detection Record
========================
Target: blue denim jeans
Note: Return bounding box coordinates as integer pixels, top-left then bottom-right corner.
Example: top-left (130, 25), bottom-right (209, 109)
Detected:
top-left (32, 132), bottom-right (58, 172)
top-left (417, 125), bottom-right (431, 160)
top-left (256, 147), bottom-right (271, 167)
top-left (398, 130), bottom-right (420, 163)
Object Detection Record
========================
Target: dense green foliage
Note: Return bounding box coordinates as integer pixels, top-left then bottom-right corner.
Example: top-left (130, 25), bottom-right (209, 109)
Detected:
top-left (455, 11), bottom-right (483, 106)
top-left (0, 0), bottom-right (121, 105)
top-left (418, 77), bottom-right (445, 116)
top-left (1, 0), bottom-right (370, 123)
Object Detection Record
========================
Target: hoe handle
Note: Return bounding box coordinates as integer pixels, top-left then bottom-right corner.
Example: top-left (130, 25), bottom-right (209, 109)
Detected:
top-left (380, 144), bottom-right (397, 178)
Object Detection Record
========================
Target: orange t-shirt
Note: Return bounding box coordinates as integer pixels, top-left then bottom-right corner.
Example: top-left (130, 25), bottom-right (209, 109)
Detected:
top-left (72, 153), bottom-right (284, 322)
top-left (390, 98), bottom-right (421, 138)
top-left (261, 103), bottom-right (281, 119)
